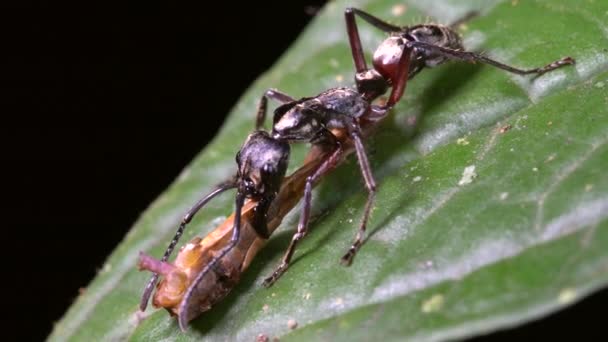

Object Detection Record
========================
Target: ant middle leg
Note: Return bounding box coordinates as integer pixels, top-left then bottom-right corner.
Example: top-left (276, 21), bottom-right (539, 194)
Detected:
top-left (408, 41), bottom-right (575, 76)
top-left (255, 89), bottom-right (296, 130)
top-left (263, 135), bottom-right (343, 287)
top-left (341, 125), bottom-right (376, 266)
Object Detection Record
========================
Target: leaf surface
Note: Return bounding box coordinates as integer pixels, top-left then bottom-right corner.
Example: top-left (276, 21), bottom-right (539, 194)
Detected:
top-left (49, 0), bottom-right (608, 341)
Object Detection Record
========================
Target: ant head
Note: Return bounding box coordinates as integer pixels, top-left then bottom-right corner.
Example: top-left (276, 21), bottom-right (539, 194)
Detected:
top-left (236, 131), bottom-right (290, 197)
top-left (272, 101), bottom-right (322, 142)
top-left (372, 36), bottom-right (406, 86)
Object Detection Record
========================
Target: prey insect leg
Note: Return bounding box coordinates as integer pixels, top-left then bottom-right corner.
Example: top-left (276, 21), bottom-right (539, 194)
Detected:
top-left (408, 40), bottom-right (575, 76)
top-left (140, 179), bottom-right (237, 311)
top-left (256, 89), bottom-right (296, 130)
top-left (263, 137), bottom-right (344, 287)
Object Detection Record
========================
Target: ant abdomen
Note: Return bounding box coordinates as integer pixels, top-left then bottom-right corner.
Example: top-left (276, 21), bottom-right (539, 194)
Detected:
top-left (408, 24), bottom-right (463, 67)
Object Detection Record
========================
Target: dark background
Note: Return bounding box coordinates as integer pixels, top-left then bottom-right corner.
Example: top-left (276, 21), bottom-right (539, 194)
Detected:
top-left (1, 1), bottom-right (603, 340)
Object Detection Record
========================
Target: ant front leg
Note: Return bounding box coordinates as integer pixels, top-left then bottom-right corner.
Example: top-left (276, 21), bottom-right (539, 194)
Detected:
top-left (341, 122), bottom-right (376, 266)
top-left (262, 132), bottom-right (343, 287)
top-left (255, 89), bottom-right (296, 130)
top-left (178, 191), bottom-right (246, 331)
top-left (139, 178), bottom-right (237, 311)
top-left (408, 41), bottom-right (575, 76)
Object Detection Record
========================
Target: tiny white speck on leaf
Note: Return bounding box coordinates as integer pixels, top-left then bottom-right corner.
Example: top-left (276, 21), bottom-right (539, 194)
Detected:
top-left (558, 288), bottom-right (577, 304)
top-left (391, 4), bottom-right (407, 16)
top-left (413, 176), bottom-right (422, 182)
top-left (457, 137), bottom-right (470, 145)
top-left (458, 165), bottom-right (477, 186)
top-left (287, 319), bottom-right (298, 330)
top-left (422, 294), bottom-right (445, 313)
top-left (500, 192), bottom-right (509, 200)
top-left (594, 81), bottom-right (605, 88)
top-left (532, 167), bottom-right (539, 172)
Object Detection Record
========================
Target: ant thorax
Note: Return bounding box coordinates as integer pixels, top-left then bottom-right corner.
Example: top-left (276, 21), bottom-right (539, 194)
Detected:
top-left (272, 87), bottom-right (369, 141)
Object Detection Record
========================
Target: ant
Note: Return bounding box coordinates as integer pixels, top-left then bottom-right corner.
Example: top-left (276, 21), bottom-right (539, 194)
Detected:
top-left (254, 7), bottom-right (575, 286)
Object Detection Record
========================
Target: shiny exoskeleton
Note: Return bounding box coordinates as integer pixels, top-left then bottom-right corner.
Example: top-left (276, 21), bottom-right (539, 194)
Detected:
top-left (139, 130), bottom-right (290, 316)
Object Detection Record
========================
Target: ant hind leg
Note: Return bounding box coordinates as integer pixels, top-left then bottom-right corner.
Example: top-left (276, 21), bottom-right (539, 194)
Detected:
top-left (408, 41), bottom-right (575, 76)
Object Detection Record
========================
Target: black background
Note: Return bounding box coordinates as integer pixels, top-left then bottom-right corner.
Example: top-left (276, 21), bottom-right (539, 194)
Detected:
top-left (1, 1), bottom-right (603, 340)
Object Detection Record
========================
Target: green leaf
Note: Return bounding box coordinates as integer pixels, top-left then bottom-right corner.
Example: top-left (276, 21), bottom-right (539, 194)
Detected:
top-left (49, 0), bottom-right (608, 341)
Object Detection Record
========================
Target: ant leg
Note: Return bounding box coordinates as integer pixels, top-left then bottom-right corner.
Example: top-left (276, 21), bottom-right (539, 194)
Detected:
top-left (255, 89), bottom-right (295, 130)
top-left (346, 7), bottom-right (401, 33)
top-left (178, 191), bottom-right (246, 331)
top-left (341, 125), bottom-right (376, 266)
top-left (344, 8), bottom-right (368, 73)
top-left (408, 41), bottom-right (575, 76)
top-left (263, 139), bottom-right (344, 287)
top-left (139, 179), bottom-right (237, 311)
top-left (385, 45), bottom-right (413, 108)
top-left (448, 11), bottom-right (479, 28)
